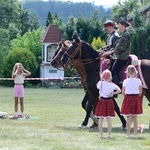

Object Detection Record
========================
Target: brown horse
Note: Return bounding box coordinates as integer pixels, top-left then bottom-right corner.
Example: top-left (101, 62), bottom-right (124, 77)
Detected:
top-left (51, 40), bottom-right (98, 128)
top-left (51, 39), bottom-right (127, 129)
top-left (61, 37), bottom-right (150, 107)
top-left (61, 37), bottom-right (150, 127)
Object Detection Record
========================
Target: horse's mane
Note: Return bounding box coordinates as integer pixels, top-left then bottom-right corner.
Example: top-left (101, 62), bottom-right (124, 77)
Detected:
top-left (72, 34), bottom-right (99, 60)
top-left (82, 41), bottom-right (99, 60)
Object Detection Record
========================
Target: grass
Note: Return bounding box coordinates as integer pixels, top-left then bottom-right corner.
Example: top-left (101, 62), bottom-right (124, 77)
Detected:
top-left (0, 86), bottom-right (149, 150)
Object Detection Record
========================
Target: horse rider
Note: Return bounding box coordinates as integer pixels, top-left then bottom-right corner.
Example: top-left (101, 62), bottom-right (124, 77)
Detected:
top-left (102, 18), bottom-right (131, 87)
top-left (98, 20), bottom-right (119, 56)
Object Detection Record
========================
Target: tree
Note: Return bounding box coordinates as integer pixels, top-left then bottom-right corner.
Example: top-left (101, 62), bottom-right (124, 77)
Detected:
top-left (19, 8), bottom-right (40, 36)
top-left (0, 0), bottom-right (39, 39)
top-left (2, 48), bottom-right (37, 79)
top-left (10, 29), bottom-right (43, 65)
top-left (10, 29), bottom-right (43, 77)
top-left (111, 0), bottom-right (139, 21)
top-left (53, 13), bottom-right (63, 27)
top-left (0, 28), bottom-right (10, 75)
top-left (91, 37), bottom-right (105, 50)
top-left (46, 11), bottom-right (53, 27)
top-left (65, 16), bottom-right (76, 40)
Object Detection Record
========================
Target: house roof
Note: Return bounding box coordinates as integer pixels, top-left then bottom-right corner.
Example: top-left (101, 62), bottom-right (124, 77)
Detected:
top-left (40, 24), bottom-right (63, 43)
top-left (127, 3), bottom-right (150, 21)
top-left (140, 3), bottom-right (150, 13)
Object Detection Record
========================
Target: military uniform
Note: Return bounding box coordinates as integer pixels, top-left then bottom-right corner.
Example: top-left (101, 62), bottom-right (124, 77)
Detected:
top-left (111, 29), bottom-right (131, 84)
top-left (113, 29), bottom-right (130, 60)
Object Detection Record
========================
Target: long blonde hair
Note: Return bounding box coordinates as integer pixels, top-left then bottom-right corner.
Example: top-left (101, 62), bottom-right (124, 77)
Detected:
top-left (126, 65), bottom-right (137, 78)
top-left (12, 63), bottom-right (23, 77)
top-left (101, 69), bottom-right (112, 81)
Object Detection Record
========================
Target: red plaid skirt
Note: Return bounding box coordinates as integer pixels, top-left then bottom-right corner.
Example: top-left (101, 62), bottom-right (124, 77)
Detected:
top-left (121, 94), bottom-right (143, 116)
top-left (94, 97), bottom-right (115, 118)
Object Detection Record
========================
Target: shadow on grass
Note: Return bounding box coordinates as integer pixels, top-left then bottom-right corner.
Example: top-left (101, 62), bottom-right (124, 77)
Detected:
top-left (54, 124), bottom-right (149, 140)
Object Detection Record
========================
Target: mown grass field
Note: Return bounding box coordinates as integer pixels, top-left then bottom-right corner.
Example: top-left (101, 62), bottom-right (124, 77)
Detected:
top-left (0, 86), bottom-right (149, 150)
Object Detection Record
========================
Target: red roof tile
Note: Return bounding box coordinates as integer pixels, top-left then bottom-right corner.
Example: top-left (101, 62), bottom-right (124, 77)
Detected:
top-left (40, 24), bottom-right (62, 43)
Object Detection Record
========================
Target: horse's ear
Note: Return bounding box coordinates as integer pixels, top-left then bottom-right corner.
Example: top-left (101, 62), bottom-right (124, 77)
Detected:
top-left (72, 32), bottom-right (78, 40)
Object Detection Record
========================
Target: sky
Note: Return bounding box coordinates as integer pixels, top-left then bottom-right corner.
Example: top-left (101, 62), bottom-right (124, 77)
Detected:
top-left (43, 0), bottom-right (125, 8)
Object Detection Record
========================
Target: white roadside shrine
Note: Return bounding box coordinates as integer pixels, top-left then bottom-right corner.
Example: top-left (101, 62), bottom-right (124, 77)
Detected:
top-left (40, 24), bottom-right (64, 79)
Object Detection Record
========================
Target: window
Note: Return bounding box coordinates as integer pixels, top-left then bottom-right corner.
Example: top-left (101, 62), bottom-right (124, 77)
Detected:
top-left (47, 44), bottom-right (57, 62)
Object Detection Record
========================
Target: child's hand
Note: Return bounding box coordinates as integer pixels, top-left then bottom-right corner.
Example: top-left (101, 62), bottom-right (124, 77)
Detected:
top-left (107, 93), bottom-right (113, 97)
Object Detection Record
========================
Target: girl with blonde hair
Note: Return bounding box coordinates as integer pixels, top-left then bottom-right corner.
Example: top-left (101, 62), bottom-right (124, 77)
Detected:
top-left (94, 69), bottom-right (121, 138)
top-left (12, 63), bottom-right (31, 118)
top-left (121, 65), bottom-right (143, 138)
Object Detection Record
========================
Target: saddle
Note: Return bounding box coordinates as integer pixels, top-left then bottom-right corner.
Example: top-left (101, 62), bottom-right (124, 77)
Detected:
top-left (101, 54), bottom-right (139, 82)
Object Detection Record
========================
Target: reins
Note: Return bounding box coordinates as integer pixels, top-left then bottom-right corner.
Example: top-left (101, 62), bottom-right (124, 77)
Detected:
top-left (65, 40), bottom-right (101, 65)
top-left (66, 40), bottom-right (101, 75)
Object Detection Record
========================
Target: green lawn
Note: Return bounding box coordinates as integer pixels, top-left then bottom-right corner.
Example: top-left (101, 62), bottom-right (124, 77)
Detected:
top-left (0, 86), bottom-right (149, 150)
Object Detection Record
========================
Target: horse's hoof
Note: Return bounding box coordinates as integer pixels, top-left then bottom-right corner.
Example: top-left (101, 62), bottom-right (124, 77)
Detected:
top-left (120, 127), bottom-right (126, 131)
top-left (78, 124), bottom-right (87, 129)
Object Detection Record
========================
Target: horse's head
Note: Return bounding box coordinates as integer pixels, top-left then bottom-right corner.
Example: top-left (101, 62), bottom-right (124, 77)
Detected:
top-left (61, 36), bottom-right (100, 65)
top-left (61, 37), bottom-right (82, 64)
top-left (51, 40), bottom-right (72, 68)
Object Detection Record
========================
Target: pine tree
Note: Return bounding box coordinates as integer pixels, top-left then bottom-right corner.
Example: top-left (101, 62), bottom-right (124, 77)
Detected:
top-left (46, 11), bottom-right (53, 27)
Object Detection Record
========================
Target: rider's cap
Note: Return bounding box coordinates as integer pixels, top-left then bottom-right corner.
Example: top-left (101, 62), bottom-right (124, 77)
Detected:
top-left (103, 20), bottom-right (115, 30)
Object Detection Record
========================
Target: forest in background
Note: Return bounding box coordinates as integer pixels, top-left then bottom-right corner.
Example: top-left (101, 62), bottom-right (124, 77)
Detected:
top-left (0, 0), bottom-right (150, 83)
top-left (22, 0), bottom-right (111, 27)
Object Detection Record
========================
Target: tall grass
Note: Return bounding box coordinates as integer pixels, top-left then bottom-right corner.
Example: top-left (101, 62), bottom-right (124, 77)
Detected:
top-left (0, 86), bottom-right (149, 150)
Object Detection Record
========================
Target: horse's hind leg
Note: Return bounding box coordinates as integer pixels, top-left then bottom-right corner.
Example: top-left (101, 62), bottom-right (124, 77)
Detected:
top-left (113, 98), bottom-right (126, 128)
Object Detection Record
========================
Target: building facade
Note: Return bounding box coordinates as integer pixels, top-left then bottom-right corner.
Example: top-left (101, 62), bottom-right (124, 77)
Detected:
top-left (40, 25), bottom-right (64, 79)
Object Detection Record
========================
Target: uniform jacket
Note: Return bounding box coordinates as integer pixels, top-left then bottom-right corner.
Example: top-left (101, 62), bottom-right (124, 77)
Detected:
top-left (106, 30), bottom-right (119, 51)
top-left (113, 29), bottom-right (130, 60)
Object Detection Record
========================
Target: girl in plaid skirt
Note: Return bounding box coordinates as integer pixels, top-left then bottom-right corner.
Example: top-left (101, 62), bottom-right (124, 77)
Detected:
top-left (121, 65), bottom-right (142, 138)
top-left (95, 69), bottom-right (121, 138)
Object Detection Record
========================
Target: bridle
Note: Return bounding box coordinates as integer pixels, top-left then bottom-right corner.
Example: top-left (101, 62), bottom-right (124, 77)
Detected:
top-left (64, 40), bottom-right (82, 60)
top-left (51, 43), bottom-right (70, 69)
top-left (64, 40), bottom-right (100, 65)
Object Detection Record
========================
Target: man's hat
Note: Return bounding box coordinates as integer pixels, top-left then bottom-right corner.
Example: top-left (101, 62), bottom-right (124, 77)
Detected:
top-left (103, 20), bottom-right (115, 30)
